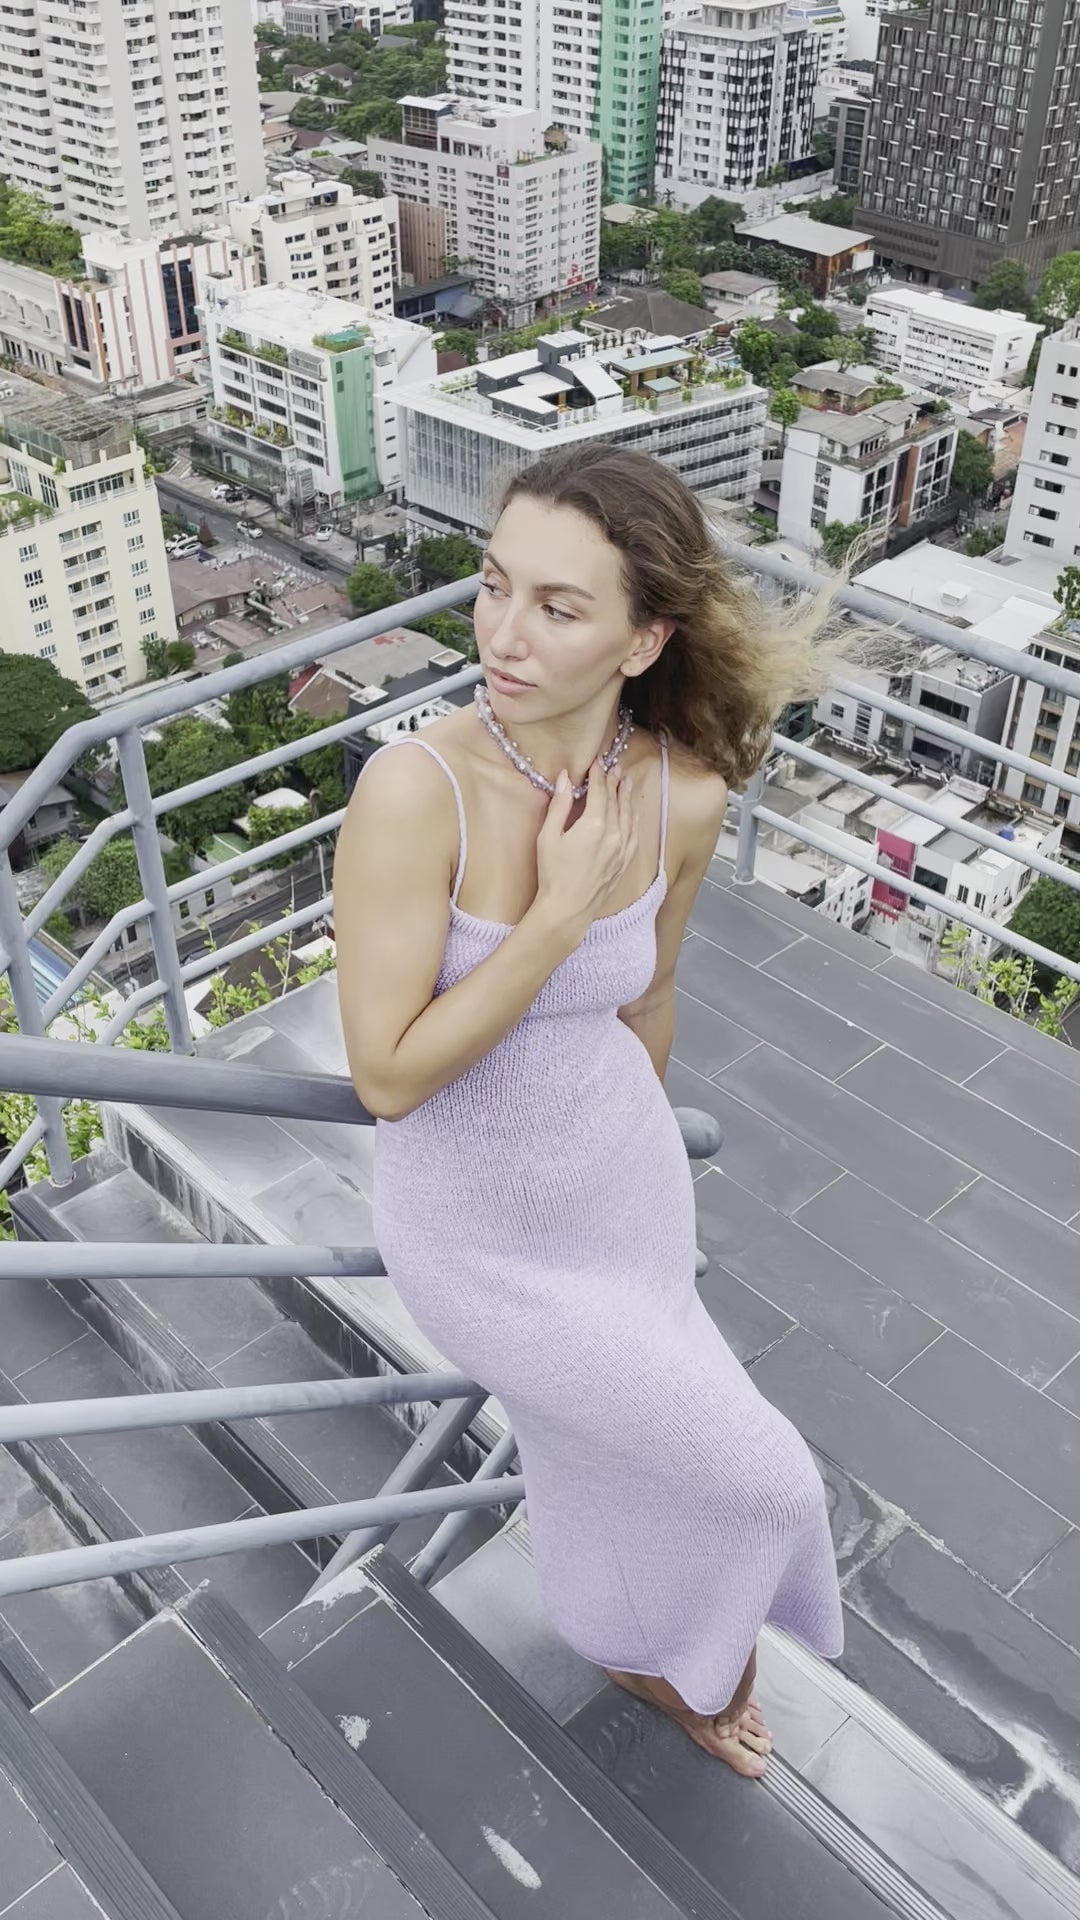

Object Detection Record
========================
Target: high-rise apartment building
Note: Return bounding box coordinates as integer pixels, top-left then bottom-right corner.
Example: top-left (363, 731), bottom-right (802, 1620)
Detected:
top-left (228, 173), bottom-right (399, 314)
top-left (369, 97), bottom-right (601, 323)
top-left (0, 374), bottom-right (175, 700)
top-left (656, 1), bottom-right (819, 206)
top-left (443, 0), bottom-right (660, 204)
top-left (0, 0), bottom-right (265, 242)
top-left (859, 0), bottom-right (1080, 285)
top-left (1004, 317), bottom-right (1080, 567)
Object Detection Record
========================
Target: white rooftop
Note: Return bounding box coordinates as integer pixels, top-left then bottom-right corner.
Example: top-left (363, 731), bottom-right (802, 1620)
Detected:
top-left (868, 284), bottom-right (1036, 337)
top-left (854, 542), bottom-right (1057, 636)
top-left (210, 282), bottom-right (394, 350)
top-left (736, 212), bottom-right (874, 255)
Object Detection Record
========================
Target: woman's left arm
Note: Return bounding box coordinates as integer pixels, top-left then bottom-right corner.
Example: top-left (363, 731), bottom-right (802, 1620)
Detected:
top-left (618, 764), bottom-right (729, 1079)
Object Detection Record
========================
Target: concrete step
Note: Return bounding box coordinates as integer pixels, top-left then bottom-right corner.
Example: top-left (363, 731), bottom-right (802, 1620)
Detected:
top-left (0, 1666), bottom-right (183, 1920)
top-left (434, 1512), bottom-right (1080, 1920)
top-left (28, 1603), bottom-right (453, 1920)
top-left (268, 1544), bottom-right (895, 1920)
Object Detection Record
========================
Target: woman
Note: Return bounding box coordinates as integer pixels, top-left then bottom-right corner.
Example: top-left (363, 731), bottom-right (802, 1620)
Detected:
top-left (334, 444), bottom-right (844, 1777)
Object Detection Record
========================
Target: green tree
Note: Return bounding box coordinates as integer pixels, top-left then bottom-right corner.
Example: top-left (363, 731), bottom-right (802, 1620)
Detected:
top-left (142, 636), bottom-right (196, 679)
top-left (735, 318), bottom-right (779, 381)
top-left (1038, 251), bottom-right (1080, 322)
top-left (38, 834), bottom-right (189, 924)
top-left (414, 533), bottom-right (481, 584)
top-left (964, 527), bottom-right (1002, 557)
top-left (1053, 563), bottom-right (1080, 625)
top-left (346, 561), bottom-right (398, 614)
top-left (0, 657), bottom-right (94, 772)
top-left (951, 430), bottom-right (994, 502)
top-left (144, 717), bottom-right (251, 852)
top-left (661, 267), bottom-right (705, 308)
top-left (342, 167), bottom-right (385, 198)
top-left (805, 192), bottom-right (856, 226)
top-left (336, 97), bottom-right (403, 141)
top-left (248, 798), bottom-right (313, 871)
top-left (0, 178), bottom-right (83, 273)
top-left (972, 259), bottom-right (1031, 316)
top-left (288, 96), bottom-right (333, 129)
top-left (768, 384), bottom-right (801, 450)
top-left (819, 519), bottom-right (866, 570)
top-left (1008, 877), bottom-right (1080, 971)
top-left (436, 327), bottom-right (479, 363)
top-left (411, 611), bottom-right (477, 656)
top-left (687, 196), bottom-right (745, 248)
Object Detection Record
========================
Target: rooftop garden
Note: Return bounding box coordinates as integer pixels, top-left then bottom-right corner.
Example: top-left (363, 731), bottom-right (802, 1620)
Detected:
top-left (0, 489), bottom-right (51, 530)
top-left (0, 178), bottom-right (84, 277)
top-left (313, 327), bottom-right (369, 353)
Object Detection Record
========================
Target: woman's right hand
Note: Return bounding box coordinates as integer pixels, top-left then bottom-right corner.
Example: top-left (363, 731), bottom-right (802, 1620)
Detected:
top-left (534, 762), bottom-right (639, 936)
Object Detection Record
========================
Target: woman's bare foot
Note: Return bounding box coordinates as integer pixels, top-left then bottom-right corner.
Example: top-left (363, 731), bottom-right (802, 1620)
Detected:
top-left (604, 1668), bottom-right (773, 1778)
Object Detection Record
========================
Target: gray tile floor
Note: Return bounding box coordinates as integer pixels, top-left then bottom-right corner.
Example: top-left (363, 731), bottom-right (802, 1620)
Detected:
top-left (117, 863), bottom-right (1080, 1873)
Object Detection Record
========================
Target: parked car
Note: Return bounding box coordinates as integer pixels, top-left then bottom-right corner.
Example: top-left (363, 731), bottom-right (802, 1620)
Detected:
top-left (314, 525), bottom-right (334, 542)
top-left (224, 487), bottom-right (245, 502)
top-left (238, 521), bottom-right (263, 540)
top-left (210, 484), bottom-right (231, 499)
top-left (166, 536), bottom-right (199, 559)
top-left (302, 548), bottom-right (331, 570)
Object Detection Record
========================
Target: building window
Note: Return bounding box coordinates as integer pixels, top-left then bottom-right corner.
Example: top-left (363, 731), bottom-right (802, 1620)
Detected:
top-left (18, 544), bottom-right (37, 562)
top-left (39, 644), bottom-right (57, 661)
top-left (139, 606), bottom-right (156, 623)
top-left (23, 569), bottom-right (44, 588)
top-left (124, 508), bottom-right (141, 526)
top-left (1021, 780), bottom-right (1046, 807)
top-left (33, 619), bottom-right (52, 637)
top-left (135, 584), bottom-right (152, 601)
top-left (40, 476), bottom-right (58, 509)
top-left (955, 883), bottom-right (969, 904)
top-left (127, 533), bottom-right (145, 550)
top-left (132, 559), bottom-right (149, 575)
top-left (28, 594), bottom-right (48, 612)
top-left (1024, 531), bottom-right (1054, 547)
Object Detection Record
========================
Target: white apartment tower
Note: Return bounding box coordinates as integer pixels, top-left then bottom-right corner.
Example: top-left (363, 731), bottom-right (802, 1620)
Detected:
top-left (369, 98), bottom-right (601, 322)
top-left (228, 173), bottom-right (399, 314)
top-left (1004, 319), bottom-right (1080, 567)
top-left (656, 1), bottom-right (820, 208)
top-left (0, 374), bottom-right (175, 700)
top-left (0, 0), bottom-right (265, 242)
top-left (444, 0), bottom-right (540, 114)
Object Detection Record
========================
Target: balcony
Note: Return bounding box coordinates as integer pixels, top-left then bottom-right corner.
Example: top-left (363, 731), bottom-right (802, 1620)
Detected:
top-left (0, 553), bottom-right (1078, 1920)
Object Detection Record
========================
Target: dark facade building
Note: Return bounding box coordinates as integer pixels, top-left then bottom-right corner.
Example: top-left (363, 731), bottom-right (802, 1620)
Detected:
top-left (858, 0), bottom-right (1080, 287)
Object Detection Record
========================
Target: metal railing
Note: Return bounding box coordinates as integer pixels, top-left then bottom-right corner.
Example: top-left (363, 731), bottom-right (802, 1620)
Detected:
top-left (2, 539), bottom-right (1080, 1604)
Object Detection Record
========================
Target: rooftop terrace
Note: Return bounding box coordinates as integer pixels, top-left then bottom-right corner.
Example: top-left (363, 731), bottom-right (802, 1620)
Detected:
top-left (0, 549), bottom-right (1079, 1920)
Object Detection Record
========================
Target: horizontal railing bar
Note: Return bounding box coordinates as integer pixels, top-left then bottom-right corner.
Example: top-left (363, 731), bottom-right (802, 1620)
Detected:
top-left (830, 675), bottom-right (1080, 804)
top-left (178, 895), bottom-right (331, 984)
top-left (167, 809), bottom-right (345, 902)
top-left (725, 537), bottom-right (1080, 702)
top-left (0, 1366), bottom-right (485, 1445)
top-left (0, 1474), bottom-right (527, 1599)
top-left (774, 734), bottom-right (1080, 892)
top-left (753, 802), bottom-right (1080, 984)
top-left (99, 979), bottom-right (163, 1044)
top-left (22, 807), bottom-right (136, 943)
top-left (0, 579), bottom-right (479, 849)
top-left (148, 660), bottom-right (482, 821)
top-left (0, 1031), bottom-right (371, 1124)
top-left (0, 1242), bottom-right (386, 1282)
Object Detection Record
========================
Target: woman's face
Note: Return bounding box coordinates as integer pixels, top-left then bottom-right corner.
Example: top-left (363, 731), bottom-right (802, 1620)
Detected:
top-left (474, 496), bottom-right (668, 717)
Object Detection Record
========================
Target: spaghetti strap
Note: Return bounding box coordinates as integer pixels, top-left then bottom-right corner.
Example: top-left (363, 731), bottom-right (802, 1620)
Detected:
top-left (373, 734), bottom-right (468, 903)
top-left (657, 731), bottom-right (670, 878)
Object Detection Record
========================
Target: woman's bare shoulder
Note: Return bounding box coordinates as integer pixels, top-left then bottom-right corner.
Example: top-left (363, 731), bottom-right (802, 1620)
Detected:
top-left (664, 734), bottom-right (729, 815)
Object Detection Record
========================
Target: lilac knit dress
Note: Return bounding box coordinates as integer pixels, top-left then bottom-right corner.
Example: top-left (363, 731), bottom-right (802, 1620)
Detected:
top-left (366, 732), bottom-right (844, 1714)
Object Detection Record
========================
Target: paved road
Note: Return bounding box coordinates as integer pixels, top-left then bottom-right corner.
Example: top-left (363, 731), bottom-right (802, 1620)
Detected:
top-left (155, 480), bottom-right (353, 580)
top-left (110, 861), bottom-right (331, 993)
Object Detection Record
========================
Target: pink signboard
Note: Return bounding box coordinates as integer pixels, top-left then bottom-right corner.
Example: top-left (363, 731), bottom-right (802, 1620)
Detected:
top-left (872, 829), bottom-right (915, 918)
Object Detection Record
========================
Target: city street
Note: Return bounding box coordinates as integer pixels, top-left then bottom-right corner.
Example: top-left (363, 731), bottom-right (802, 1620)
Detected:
top-left (155, 479), bottom-right (355, 578)
top-left (110, 858), bottom-right (331, 994)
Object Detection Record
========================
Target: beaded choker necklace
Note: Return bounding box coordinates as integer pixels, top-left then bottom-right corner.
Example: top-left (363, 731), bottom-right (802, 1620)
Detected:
top-left (474, 683), bottom-right (633, 800)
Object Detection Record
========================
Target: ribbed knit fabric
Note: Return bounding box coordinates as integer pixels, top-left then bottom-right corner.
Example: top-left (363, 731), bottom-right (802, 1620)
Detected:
top-left (364, 733), bottom-right (844, 1713)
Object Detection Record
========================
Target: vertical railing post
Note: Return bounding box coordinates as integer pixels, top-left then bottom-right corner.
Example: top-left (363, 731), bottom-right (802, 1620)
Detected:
top-left (116, 729), bottom-right (192, 1055)
top-left (0, 851), bottom-right (73, 1184)
top-left (733, 767), bottom-right (764, 886)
